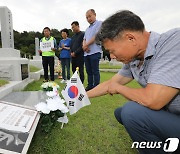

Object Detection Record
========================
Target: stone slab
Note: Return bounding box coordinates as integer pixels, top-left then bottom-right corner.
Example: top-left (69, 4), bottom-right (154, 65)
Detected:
top-left (0, 100), bottom-right (40, 154)
top-left (0, 57), bottom-right (29, 81)
top-left (0, 79), bottom-right (34, 99)
top-left (0, 48), bottom-right (20, 57)
top-left (0, 91), bottom-right (42, 154)
top-left (0, 91), bottom-right (43, 109)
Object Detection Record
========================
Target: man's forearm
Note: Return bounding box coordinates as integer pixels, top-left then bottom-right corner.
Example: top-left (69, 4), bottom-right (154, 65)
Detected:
top-left (87, 80), bottom-right (109, 98)
top-left (87, 74), bottom-right (133, 98)
top-left (86, 36), bottom-right (95, 46)
top-left (114, 83), bottom-right (179, 110)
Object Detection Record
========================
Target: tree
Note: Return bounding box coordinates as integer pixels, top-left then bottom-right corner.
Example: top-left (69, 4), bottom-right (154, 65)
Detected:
top-left (0, 28), bottom-right (74, 58)
top-left (14, 30), bottom-right (21, 49)
top-left (51, 28), bottom-right (61, 43)
top-left (20, 46), bottom-right (29, 57)
top-left (29, 44), bottom-right (35, 56)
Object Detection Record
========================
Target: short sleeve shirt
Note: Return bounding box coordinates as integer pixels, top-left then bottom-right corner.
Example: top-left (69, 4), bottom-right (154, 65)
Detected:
top-left (84, 20), bottom-right (103, 56)
top-left (119, 28), bottom-right (180, 115)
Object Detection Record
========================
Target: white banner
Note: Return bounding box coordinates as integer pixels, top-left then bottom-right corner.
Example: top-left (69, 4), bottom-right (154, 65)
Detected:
top-left (61, 70), bottom-right (91, 115)
top-left (0, 101), bottom-right (38, 133)
top-left (40, 40), bottom-right (54, 52)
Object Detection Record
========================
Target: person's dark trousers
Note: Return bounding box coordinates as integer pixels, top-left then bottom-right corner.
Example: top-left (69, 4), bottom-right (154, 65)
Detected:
top-left (61, 58), bottom-right (70, 80)
top-left (72, 57), bottom-right (84, 83)
top-left (84, 52), bottom-right (101, 90)
top-left (42, 56), bottom-right (54, 81)
top-left (114, 101), bottom-right (180, 154)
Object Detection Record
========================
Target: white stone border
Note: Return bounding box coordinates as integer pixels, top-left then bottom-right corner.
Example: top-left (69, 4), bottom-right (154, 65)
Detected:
top-left (0, 78), bottom-right (34, 99)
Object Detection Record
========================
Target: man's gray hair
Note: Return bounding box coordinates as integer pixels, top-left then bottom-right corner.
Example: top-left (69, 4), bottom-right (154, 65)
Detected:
top-left (96, 10), bottom-right (145, 43)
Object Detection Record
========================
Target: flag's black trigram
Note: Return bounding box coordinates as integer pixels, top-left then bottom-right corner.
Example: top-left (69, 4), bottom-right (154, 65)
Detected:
top-left (71, 78), bottom-right (77, 83)
top-left (69, 101), bottom-right (75, 106)
top-left (61, 70), bottom-right (91, 115)
top-left (78, 94), bottom-right (84, 101)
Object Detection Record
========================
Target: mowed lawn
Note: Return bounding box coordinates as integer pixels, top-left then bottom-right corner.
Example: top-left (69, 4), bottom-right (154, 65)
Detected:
top-left (26, 71), bottom-right (140, 154)
top-left (0, 79), bottom-right (9, 87)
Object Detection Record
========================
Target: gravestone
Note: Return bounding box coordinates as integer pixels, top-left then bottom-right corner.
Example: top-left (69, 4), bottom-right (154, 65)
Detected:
top-left (35, 37), bottom-right (40, 57)
top-left (0, 7), bottom-right (40, 154)
top-left (0, 6), bottom-right (29, 81)
top-left (0, 91), bottom-right (41, 154)
top-left (0, 6), bottom-right (14, 48)
top-left (30, 37), bottom-right (43, 69)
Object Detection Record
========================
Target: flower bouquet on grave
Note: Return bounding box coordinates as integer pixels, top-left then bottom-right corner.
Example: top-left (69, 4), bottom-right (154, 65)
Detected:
top-left (41, 82), bottom-right (60, 92)
top-left (35, 82), bottom-right (69, 133)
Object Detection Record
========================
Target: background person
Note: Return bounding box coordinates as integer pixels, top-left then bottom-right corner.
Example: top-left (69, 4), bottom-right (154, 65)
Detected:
top-left (39, 27), bottom-right (57, 82)
top-left (71, 21), bottom-right (85, 83)
top-left (87, 10), bottom-right (180, 154)
top-left (83, 9), bottom-right (102, 91)
top-left (58, 28), bottom-right (71, 83)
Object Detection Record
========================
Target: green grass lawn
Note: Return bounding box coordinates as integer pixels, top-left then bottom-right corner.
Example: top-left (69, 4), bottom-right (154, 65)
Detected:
top-left (99, 62), bottom-right (122, 69)
top-left (30, 65), bottom-right (41, 72)
top-left (0, 79), bottom-right (9, 87)
top-left (26, 72), bottom-right (140, 154)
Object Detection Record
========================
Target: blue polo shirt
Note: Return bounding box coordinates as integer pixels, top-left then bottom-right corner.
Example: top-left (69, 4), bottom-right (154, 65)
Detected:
top-left (84, 20), bottom-right (103, 56)
top-left (119, 28), bottom-right (180, 115)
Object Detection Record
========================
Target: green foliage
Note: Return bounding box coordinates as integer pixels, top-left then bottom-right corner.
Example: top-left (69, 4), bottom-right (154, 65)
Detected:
top-left (42, 87), bottom-right (53, 91)
top-left (23, 78), bottom-right (45, 91)
top-left (29, 44), bottom-right (35, 56)
top-left (20, 46), bottom-right (29, 53)
top-left (0, 28), bottom-right (75, 59)
top-left (0, 79), bottom-right (9, 87)
top-left (40, 111), bottom-right (64, 133)
top-left (51, 28), bottom-right (61, 43)
top-left (1, 28), bottom-right (74, 58)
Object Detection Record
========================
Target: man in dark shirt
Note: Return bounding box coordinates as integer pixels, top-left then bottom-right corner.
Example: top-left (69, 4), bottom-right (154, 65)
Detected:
top-left (70, 21), bottom-right (85, 83)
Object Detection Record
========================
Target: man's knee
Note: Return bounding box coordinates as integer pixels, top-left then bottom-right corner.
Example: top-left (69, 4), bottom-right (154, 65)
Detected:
top-left (120, 101), bottom-right (149, 127)
top-left (114, 107), bottom-right (123, 124)
top-left (114, 101), bottom-right (140, 123)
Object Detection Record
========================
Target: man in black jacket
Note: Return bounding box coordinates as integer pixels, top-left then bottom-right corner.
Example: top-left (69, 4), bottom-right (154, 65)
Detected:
top-left (70, 21), bottom-right (85, 83)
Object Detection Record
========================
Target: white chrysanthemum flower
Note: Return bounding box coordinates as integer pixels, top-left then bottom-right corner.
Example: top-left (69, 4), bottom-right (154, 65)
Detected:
top-left (53, 96), bottom-right (65, 104)
top-left (41, 82), bottom-right (60, 92)
top-left (46, 98), bottom-right (61, 111)
top-left (53, 87), bottom-right (59, 96)
top-left (60, 105), bottom-right (69, 113)
top-left (48, 82), bottom-right (53, 87)
top-left (53, 87), bottom-right (57, 91)
top-left (41, 82), bottom-right (48, 89)
top-left (46, 97), bottom-right (69, 113)
top-left (46, 91), bottom-right (57, 97)
top-left (35, 102), bottom-right (50, 114)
